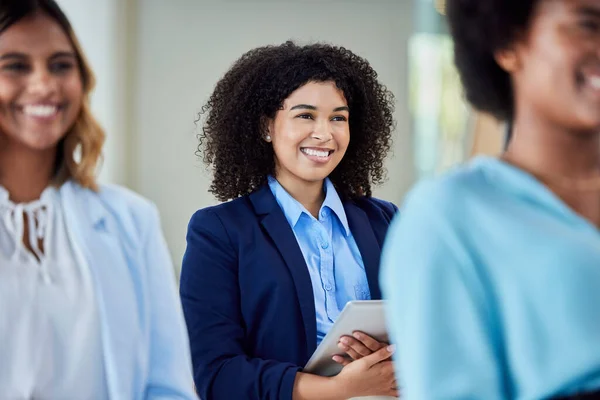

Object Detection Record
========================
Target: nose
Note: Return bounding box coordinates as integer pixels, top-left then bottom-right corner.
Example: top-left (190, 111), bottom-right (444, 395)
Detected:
top-left (27, 67), bottom-right (58, 97)
top-left (311, 118), bottom-right (333, 142)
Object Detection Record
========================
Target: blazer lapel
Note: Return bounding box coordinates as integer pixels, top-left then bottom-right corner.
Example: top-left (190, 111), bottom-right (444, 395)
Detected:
top-left (344, 201), bottom-right (383, 300)
top-left (249, 186), bottom-right (317, 357)
top-left (60, 182), bottom-right (141, 398)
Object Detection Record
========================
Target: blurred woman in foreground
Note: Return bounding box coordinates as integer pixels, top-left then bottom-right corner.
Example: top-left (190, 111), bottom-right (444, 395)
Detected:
top-left (382, 0), bottom-right (600, 398)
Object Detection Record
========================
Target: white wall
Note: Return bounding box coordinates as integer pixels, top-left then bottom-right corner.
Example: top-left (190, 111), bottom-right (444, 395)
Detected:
top-left (57, 0), bottom-right (416, 271)
top-left (132, 0), bottom-right (415, 272)
top-left (55, 0), bottom-right (133, 186)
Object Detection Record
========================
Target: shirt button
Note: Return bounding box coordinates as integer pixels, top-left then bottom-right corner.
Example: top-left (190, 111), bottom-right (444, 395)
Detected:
top-left (321, 241), bottom-right (329, 249)
top-left (324, 284), bottom-right (333, 291)
top-left (321, 210), bottom-right (327, 218)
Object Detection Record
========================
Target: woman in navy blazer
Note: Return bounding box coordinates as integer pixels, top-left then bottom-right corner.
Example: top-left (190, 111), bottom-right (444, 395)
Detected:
top-left (180, 41), bottom-right (398, 400)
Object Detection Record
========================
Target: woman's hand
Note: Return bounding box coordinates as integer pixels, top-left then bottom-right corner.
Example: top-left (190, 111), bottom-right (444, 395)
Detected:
top-left (334, 331), bottom-right (387, 362)
top-left (332, 345), bottom-right (399, 398)
top-left (292, 345), bottom-right (398, 400)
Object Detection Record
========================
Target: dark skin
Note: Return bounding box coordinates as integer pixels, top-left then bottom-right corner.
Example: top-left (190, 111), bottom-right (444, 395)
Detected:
top-left (334, 331), bottom-right (386, 365)
top-left (499, 0), bottom-right (600, 226)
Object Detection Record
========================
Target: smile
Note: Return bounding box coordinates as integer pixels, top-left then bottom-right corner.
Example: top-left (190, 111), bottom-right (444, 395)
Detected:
top-left (301, 147), bottom-right (333, 157)
top-left (588, 75), bottom-right (600, 91)
top-left (19, 104), bottom-right (61, 119)
top-left (300, 147), bottom-right (334, 163)
top-left (580, 66), bottom-right (600, 93)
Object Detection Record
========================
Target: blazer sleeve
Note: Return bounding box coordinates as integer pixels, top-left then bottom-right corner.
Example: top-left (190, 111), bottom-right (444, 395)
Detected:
top-left (142, 204), bottom-right (197, 399)
top-left (180, 209), bottom-right (301, 400)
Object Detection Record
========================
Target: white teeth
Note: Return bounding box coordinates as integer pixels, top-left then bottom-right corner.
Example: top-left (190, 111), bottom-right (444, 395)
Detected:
top-left (589, 76), bottom-right (600, 90)
top-left (23, 105), bottom-right (58, 117)
top-left (302, 148), bottom-right (330, 158)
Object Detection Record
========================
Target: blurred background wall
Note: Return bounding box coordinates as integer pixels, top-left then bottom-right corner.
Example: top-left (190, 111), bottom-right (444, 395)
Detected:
top-left (56, 0), bottom-right (505, 274)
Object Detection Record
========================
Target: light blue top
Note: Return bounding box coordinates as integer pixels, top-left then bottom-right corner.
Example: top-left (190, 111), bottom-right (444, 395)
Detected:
top-left (0, 181), bottom-right (196, 400)
top-left (268, 176), bottom-right (371, 345)
top-left (381, 156), bottom-right (600, 400)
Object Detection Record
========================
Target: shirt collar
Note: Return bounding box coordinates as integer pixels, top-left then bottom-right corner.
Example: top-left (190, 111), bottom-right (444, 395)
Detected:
top-left (322, 178), bottom-right (351, 236)
top-left (268, 176), bottom-right (305, 228)
top-left (267, 176), bottom-right (351, 236)
top-left (0, 186), bottom-right (8, 204)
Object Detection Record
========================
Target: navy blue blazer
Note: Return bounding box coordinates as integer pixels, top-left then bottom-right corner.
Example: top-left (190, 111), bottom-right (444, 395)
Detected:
top-left (180, 184), bottom-right (397, 400)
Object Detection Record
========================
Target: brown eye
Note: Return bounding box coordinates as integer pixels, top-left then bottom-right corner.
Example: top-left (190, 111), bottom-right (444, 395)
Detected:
top-left (50, 61), bottom-right (75, 74)
top-left (580, 18), bottom-right (600, 32)
top-left (2, 62), bottom-right (29, 73)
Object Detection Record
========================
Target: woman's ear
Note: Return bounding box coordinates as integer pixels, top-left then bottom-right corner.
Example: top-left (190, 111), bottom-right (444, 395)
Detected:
top-left (261, 117), bottom-right (274, 142)
top-left (495, 47), bottom-right (520, 73)
top-left (494, 32), bottom-right (527, 73)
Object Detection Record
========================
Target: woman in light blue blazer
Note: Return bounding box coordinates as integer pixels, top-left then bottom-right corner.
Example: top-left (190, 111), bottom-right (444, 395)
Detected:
top-left (0, 1), bottom-right (195, 398)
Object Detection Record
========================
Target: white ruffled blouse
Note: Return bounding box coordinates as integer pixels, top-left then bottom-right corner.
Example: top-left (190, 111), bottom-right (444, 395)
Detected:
top-left (0, 185), bottom-right (108, 399)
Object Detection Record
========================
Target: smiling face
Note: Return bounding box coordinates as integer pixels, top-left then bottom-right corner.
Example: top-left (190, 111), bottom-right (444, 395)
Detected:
top-left (268, 80), bottom-right (350, 190)
top-left (503, 0), bottom-right (600, 134)
top-left (0, 11), bottom-right (83, 153)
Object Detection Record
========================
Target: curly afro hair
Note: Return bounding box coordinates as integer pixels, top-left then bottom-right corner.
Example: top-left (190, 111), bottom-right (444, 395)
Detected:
top-left (197, 41), bottom-right (395, 202)
top-left (446, 0), bottom-right (538, 121)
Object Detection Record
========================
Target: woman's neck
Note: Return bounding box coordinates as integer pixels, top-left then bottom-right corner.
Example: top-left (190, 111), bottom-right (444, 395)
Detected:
top-left (0, 140), bottom-right (57, 203)
top-left (504, 111), bottom-right (600, 180)
top-left (274, 174), bottom-right (325, 218)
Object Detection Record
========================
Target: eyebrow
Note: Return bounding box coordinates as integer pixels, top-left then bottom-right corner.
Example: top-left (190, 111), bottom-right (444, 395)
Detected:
top-left (0, 52), bottom-right (27, 61)
top-left (49, 51), bottom-right (77, 60)
top-left (0, 51), bottom-right (76, 62)
top-left (290, 104), bottom-right (350, 112)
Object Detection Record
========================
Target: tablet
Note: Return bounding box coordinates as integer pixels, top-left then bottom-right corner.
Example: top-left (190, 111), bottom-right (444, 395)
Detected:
top-left (304, 300), bottom-right (388, 377)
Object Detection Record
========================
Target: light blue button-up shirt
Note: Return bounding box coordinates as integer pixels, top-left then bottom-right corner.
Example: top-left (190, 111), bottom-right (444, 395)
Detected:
top-left (268, 176), bottom-right (371, 345)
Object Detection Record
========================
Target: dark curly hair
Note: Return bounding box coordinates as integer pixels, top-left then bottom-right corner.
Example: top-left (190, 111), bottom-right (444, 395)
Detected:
top-left (197, 41), bottom-right (395, 202)
top-left (446, 0), bottom-right (538, 121)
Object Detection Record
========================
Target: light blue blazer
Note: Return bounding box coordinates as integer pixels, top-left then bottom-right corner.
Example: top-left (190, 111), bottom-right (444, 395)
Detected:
top-left (59, 180), bottom-right (196, 399)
